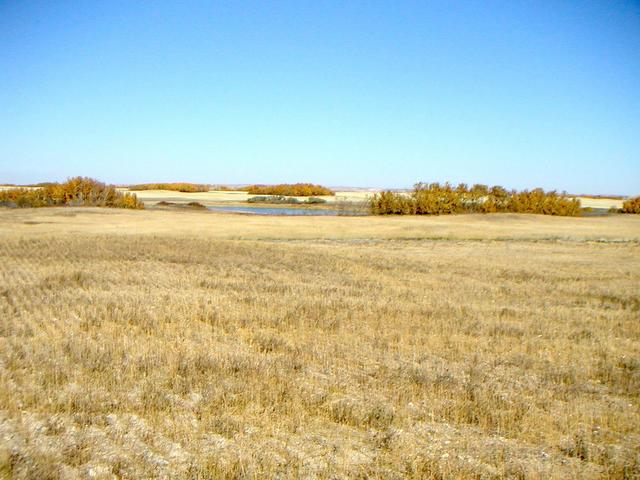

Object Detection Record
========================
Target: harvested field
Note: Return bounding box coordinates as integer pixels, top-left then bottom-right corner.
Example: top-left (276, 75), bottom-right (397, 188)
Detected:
top-left (0, 208), bottom-right (639, 479)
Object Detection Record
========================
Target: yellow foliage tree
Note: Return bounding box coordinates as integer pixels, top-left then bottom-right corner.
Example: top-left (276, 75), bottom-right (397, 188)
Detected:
top-left (622, 196), bottom-right (640, 214)
top-left (370, 183), bottom-right (581, 217)
top-left (0, 177), bottom-right (144, 209)
top-left (244, 183), bottom-right (334, 196)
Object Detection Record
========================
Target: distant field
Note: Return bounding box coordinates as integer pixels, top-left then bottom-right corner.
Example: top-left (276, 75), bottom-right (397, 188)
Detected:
top-left (0, 208), bottom-right (639, 479)
top-left (577, 197), bottom-right (625, 210)
top-left (120, 188), bottom-right (371, 206)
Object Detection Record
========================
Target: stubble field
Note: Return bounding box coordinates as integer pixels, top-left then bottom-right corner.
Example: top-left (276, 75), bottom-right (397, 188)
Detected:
top-left (0, 208), bottom-right (639, 479)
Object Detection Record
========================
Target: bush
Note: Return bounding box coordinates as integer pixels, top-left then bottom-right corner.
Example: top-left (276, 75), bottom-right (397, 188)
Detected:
top-left (0, 177), bottom-right (144, 209)
top-left (508, 189), bottom-right (581, 216)
top-left (248, 195), bottom-right (300, 204)
top-left (370, 191), bottom-right (414, 215)
top-left (154, 201), bottom-right (207, 209)
top-left (305, 197), bottom-right (327, 204)
top-left (370, 183), bottom-right (581, 216)
top-left (414, 182), bottom-right (464, 214)
top-left (622, 197), bottom-right (640, 214)
top-left (186, 202), bottom-right (207, 209)
top-left (243, 183), bottom-right (334, 196)
top-left (129, 183), bottom-right (209, 192)
top-left (247, 195), bottom-right (328, 205)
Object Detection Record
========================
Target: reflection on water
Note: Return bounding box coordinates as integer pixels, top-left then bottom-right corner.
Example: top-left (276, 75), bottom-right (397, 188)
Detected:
top-left (208, 206), bottom-right (363, 216)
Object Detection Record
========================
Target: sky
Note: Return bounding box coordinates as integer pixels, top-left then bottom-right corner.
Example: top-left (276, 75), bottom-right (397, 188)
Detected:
top-left (0, 1), bottom-right (639, 194)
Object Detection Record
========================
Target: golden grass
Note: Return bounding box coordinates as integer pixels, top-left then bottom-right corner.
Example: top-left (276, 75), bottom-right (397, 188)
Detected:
top-left (0, 209), bottom-right (639, 479)
top-left (1, 207), bottom-right (639, 242)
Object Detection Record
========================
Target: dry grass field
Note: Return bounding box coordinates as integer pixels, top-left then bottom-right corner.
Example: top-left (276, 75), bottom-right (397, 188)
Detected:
top-left (0, 208), bottom-right (639, 479)
top-left (577, 198), bottom-right (625, 210)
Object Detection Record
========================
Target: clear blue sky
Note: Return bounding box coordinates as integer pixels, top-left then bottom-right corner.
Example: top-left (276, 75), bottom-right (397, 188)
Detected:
top-left (1, 1), bottom-right (639, 194)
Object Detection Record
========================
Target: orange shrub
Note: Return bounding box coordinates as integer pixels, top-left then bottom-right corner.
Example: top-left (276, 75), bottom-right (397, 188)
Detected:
top-left (508, 189), bottom-right (581, 216)
top-left (244, 183), bottom-right (334, 196)
top-left (370, 183), bottom-right (581, 216)
top-left (370, 191), bottom-right (414, 214)
top-left (413, 182), bottom-right (465, 214)
top-left (0, 177), bottom-right (144, 209)
top-left (622, 196), bottom-right (640, 214)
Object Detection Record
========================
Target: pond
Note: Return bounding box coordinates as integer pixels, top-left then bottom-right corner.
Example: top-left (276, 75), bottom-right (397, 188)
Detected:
top-left (580, 207), bottom-right (615, 217)
top-left (208, 206), bottom-right (364, 216)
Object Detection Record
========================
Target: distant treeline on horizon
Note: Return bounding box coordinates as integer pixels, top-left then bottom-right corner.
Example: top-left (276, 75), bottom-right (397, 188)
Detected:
top-left (2, 178), bottom-right (639, 215)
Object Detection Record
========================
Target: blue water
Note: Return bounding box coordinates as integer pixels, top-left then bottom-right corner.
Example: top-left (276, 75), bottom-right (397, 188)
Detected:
top-left (209, 206), bottom-right (360, 216)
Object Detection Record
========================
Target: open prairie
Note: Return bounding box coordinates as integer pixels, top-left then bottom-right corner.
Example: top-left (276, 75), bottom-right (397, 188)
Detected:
top-left (1, 208), bottom-right (639, 479)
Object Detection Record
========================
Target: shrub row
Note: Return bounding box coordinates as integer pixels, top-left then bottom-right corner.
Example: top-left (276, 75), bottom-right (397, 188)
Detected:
top-left (0, 177), bottom-right (144, 209)
top-left (370, 183), bottom-right (582, 216)
top-left (242, 183), bottom-right (334, 196)
top-left (622, 197), bottom-right (640, 214)
top-left (247, 195), bottom-right (327, 205)
top-left (128, 183), bottom-right (209, 192)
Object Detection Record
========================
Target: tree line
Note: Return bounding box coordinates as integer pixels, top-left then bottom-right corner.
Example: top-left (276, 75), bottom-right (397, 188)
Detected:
top-left (0, 177), bottom-right (143, 209)
top-left (242, 183), bottom-right (334, 196)
top-left (370, 183), bottom-right (582, 216)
